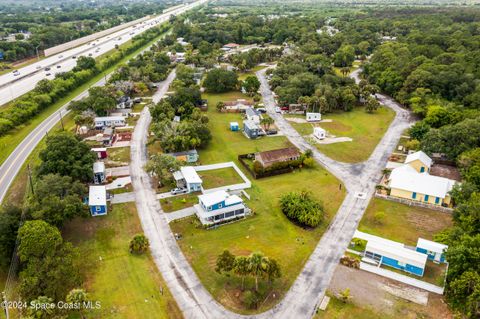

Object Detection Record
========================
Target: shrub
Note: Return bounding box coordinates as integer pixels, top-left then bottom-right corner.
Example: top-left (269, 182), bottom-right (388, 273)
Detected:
top-left (373, 211), bottom-right (386, 225)
top-left (243, 290), bottom-right (260, 309)
top-left (279, 190), bottom-right (324, 227)
top-left (129, 234), bottom-right (149, 254)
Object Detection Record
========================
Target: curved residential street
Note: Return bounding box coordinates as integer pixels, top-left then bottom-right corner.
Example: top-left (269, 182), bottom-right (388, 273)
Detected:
top-left (129, 67), bottom-right (414, 318)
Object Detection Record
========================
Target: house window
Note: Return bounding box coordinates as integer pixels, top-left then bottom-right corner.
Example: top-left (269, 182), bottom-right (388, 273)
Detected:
top-left (420, 167), bottom-right (425, 173)
top-left (424, 195), bottom-right (429, 202)
top-left (435, 197), bottom-right (440, 204)
top-left (95, 206), bottom-right (101, 212)
top-left (412, 192), bottom-right (417, 199)
top-left (218, 203), bottom-right (223, 208)
top-left (398, 261), bottom-right (406, 267)
top-left (225, 211), bottom-right (234, 218)
top-left (208, 206), bottom-right (212, 211)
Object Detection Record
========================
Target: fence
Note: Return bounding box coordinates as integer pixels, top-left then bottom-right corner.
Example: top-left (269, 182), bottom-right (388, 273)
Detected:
top-left (374, 193), bottom-right (453, 213)
top-left (194, 161), bottom-right (252, 193)
top-left (238, 154), bottom-right (298, 179)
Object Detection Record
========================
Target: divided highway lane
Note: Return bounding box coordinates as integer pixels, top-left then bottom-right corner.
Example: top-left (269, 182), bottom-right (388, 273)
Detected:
top-left (0, 0), bottom-right (207, 106)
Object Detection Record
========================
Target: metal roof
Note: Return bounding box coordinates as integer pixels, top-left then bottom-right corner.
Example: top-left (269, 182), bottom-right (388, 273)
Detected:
top-left (93, 161), bottom-right (105, 173)
top-left (180, 166), bottom-right (202, 184)
top-left (198, 190), bottom-right (242, 208)
top-left (417, 238), bottom-right (448, 254)
top-left (89, 186), bottom-right (106, 206)
top-left (405, 151), bottom-right (432, 168)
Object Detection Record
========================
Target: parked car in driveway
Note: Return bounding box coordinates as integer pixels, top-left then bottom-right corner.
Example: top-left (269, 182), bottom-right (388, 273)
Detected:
top-left (170, 188), bottom-right (188, 195)
top-left (275, 106), bottom-right (281, 113)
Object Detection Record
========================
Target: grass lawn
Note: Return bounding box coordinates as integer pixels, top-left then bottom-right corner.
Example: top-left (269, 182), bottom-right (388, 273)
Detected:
top-left (358, 198), bottom-right (452, 246)
top-left (107, 147), bottom-right (131, 164)
top-left (160, 193), bottom-right (199, 213)
top-left (62, 203), bottom-right (182, 319)
top-left (290, 106), bottom-right (394, 163)
top-left (199, 167), bottom-right (244, 189)
top-left (169, 90), bottom-right (345, 314)
top-left (315, 295), bottom-right (386, 319)
top-left (237, 65), bottom-right (267, 81)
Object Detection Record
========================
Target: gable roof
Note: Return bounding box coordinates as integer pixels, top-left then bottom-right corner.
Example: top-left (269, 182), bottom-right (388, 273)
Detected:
top-left (417, 238), bottom-right (448, 254)
top-left (180, 166), bottom-right (202, 184)
top-left (256, 147), bottom-right (301, 165)
top-left (389, 164), bottom-right (455, 198)
top-left (405, 151), bottom-right (432, 168)
top-left (366, 240), bottom-right (427, 269)
top-left (89, 186), bottom-right (106, 206)
top-left (243, 120), bottom-right (260, 130)
top-left (93, 161), bottom-right (105, 173)
top-left (246, 107), bottom-right (260, 117)
top-left (198, 190), bottom-right (242, 207)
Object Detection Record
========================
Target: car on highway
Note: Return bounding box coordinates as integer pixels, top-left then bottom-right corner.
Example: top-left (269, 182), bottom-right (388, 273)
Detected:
top-left (45, 67), bottom-right (51, 71)
top-left (170, 188), bottom-right (188, 195)
top-left (46, 73), bottom-right (51, 76)
top-left (58, 55), bottom-right (63, 58)
top-left (88, 53), bottom-right (93, 56)
top-left (56, 65), bottom-right (61, 68)
top-left (36, 65), bottom-right (42, 70)
top-left (72, 56), bottom-right (77, 59)
top-left (13, 70), bottom-right (20, 76)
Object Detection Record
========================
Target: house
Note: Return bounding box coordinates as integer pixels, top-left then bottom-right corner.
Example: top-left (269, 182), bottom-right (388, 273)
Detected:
top-left (101, 127), bottom-right (114, 146)
top-left (117, 96), bottom-right (133, 109)
top-left (306, 112), bottom-right (321, 122)
top-left (288, 104), bottom-right (306, 114)
top-left (168, 150), bottom-right (199, 163)
top-left (388, 163), bottom-right (455, 206)
top-left (405, 150), bottom-right (432, 173)
top-left (88, 186), bottom-right (107, 216)
top-left (314, 127), bottom-right (326, 140)
top-left (93, 162), bottom-right (106, 184)
top-left (416, 238), bottom-right (448, 263)
top-left (243, 120), bottom-right (260, 139)
top-left (172, 166), bottom-right (202, 192)
top-left (221, 43), bottom-right (240, 51)
top-left (245, 107), bottom-right (262, 124)
top-left (254, 147), bottom-right (301, 168)
top-left (230, 122), bottom-right (239, 131)
top-left (94, 116), bottom-right (126, 129)
top-left (194, 190), bottom-right (249, 225)
top-left (91, 147), bottom-right (107, 159)
top-left (364, 238), bottom-right (427, 276)
top-left (223, 99), bottom-right (253, 112)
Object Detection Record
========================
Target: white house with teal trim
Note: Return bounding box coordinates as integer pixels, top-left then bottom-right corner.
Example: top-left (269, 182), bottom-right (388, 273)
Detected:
top-left (88, 186), bottom-right (107, 216)
top-left (416, 238), bottom-right (448, 263)
top-left (194, 190), bottom-right (249, 225)
top-left (172, 166), bottom-right (202, 193)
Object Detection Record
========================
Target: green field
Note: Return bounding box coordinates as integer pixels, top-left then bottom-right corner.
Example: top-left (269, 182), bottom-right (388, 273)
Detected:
top-left (358, 198), bottom-right (452, 246)
top-left (160, 193), bottom-right (199, 213)
top-left (199, 167), bottom-right (244, 189)
top-left (107, 147), bottom-right (131, 165)
top-left (315, 295), bottom-right (386, 319)
top-left (169, 90), bottom-right (345, 314)
top-left (289, 106), bottom-right (395, 163)
top-left (63, 203), bottom-right (182, 319)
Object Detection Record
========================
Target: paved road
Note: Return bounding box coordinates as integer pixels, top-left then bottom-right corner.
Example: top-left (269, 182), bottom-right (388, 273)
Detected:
top-left (0, 0), bottom-right (207, 106)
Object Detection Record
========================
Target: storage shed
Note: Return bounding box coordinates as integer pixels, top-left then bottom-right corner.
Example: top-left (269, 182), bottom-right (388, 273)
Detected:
top-left (230, 122), bottom-right (239, 131)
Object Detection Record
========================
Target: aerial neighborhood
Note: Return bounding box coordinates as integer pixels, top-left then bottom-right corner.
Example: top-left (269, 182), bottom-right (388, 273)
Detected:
top-left (0, 1), bottom-right (478, 319)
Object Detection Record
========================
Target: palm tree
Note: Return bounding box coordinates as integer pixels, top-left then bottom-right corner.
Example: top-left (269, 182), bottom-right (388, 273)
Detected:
top-left (233, 256), bottom-right (250, 290)
top-left (67, 288), bottom-right (88, 319)
top-left (266, 258), bottom-right (282, 285)
top-left (260, 116), bottom-right (274, 131)
top-left (129, 234), bottom-right (150, 254)
top-left (248, 252), bottom-right (269, 292)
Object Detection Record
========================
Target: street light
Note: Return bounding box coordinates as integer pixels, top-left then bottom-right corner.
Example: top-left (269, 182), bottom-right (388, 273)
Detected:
top-left (35, 44), bottom-right (40, 60)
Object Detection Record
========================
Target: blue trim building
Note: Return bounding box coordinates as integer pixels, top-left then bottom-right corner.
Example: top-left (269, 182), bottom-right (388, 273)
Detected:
top-left (89, 186), bottom-right (107, 216)
top-left (194, 190), bottom-right (249, 225)
top-left (416, 238), bottom-right (448, 263)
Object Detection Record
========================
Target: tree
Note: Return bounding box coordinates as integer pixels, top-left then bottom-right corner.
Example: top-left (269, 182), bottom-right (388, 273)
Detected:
top-left (203, 69), bottom-right (238, 93)
top-left (248, 252), bottom-right (269, 292)
top-left (216, 101), bottom-right (226, 113)
top-left (129, 234), bottom-right (150, 254)
top-left (145, 154), bottom-right (182, 187)
top-left (243, 76), bottom-right (260, 96)
top-left (38, 132), bottom-right (95, 182)
top-left (67, 288), bottom-right (88, 319)
top-left (334, 45), bottom-right (355, 67)
top-left (279, 190), bottom-right (324, 227)
top-left (17, 220), bottom-right (81, 301)
top-left (233, 256), bottom-right (250, 290)
top-left (27, 296), bottom-right (56, 319)
top-left (260, 116), bottom-right (274, 131)
top-left (373, 211), bottom-right (386, 225)
top-left (265, 258), bottom-right (281, 285)
top-left (365, 96), bottom-right (380, 113)
top-left (215, 250), bottom-right (235, 274)
top-left (73, 56), bottom-right (97, 72)
top-left (0, 205), bottom-right (22, 267)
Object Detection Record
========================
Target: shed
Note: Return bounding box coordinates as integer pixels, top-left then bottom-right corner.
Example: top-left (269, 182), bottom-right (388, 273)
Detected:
top-left (88, 186), bottom-right (107, 216)
top-left (314, 127), bottom-right (326, 140)
top-left (230, 122), bottom-right (239, 131)
top-left (306, 112), bottom-right (321, 122)
top-left (91, 148), bottom-right (107, 159)
top-left (416, 238), bottom-right (448, 263)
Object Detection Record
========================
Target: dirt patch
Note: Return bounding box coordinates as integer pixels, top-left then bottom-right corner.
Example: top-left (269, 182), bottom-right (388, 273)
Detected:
top-left (328, 265), bottom-right (452, 318)
top-left (405, 210), bottom-right (452, 234)
top-left (321, 121), bottom-right (352, 133)
top-left (311, 135), bottom-right (353, 144)
top-left (430, 164), bottom-right (461, 181)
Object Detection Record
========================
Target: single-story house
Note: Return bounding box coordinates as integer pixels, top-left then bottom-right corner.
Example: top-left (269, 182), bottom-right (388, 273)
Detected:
top-left (288, 104), bottom-right (306, 114)
top-left (306, 112), bottom-right (321, 122)
top-left (314, 127), bottom-right (326, 140)
top-left (117, 96), bottom-right (132, 109)
top-left (230, 122), bottom-right (239, 131)
top-left (254, 147), bottom-right (301, 168)
top-left (91, 147), bottom-right (107, 159)
top-left (224, 99), bottom-right (253, 111)
top-left (101, 127), bottom-right (114, 146)
top-left (93, 161), bottom-right (106, 184)
top-left (405, 150), bottom-right (432, 173)
top-left (416, 238), bottom-right (448, 263)
top-left (243, 120), bottom-right (260, 139)
top-left (88, 186), bottom-right (107, 216)
top-left (172, 166), bottom-right (202, 192)
top-left (221, 43), bottom-right (240, 51)
top-left (194, 190), bottom-right (249, 225)
top-left (364, 239), bottom-right (427, 276)
top-left (94, 116), bottom-right (126, 129)
top-left (168, 150), bottom-right (199, 163)
top-left (388, 164), bottom-right (455, 206)
top-left (245, 107), bottom-right (262, 124)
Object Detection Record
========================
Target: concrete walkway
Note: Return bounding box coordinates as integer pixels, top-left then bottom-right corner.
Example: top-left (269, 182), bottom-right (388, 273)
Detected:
top-left (105, 176), bottom-right (131, 190)
top-left (359, 262), bottom-right (444, 294)
top-left (110, 191), bottom-right (135, 204)
top-left (166, 206), bottom-right (196, 223)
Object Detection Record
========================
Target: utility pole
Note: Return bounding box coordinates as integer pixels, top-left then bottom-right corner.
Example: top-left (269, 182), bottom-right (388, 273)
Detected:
top-left (35, 44), bottom-right (40, 60)
top-left (59, 111), bottom-right (65, 131)
top-left (2, 291), bottom-right (10, 319)
top-left (27, 164), bottom-right (34, 196)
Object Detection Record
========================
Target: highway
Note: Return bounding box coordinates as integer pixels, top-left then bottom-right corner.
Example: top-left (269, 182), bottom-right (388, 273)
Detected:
top-left (0, 0), bottom-right (207, 107)
top-left (0, 0), bottom-right (207, 204)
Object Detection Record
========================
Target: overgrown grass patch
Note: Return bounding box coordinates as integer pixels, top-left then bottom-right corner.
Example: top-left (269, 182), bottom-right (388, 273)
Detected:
top-left (160, 193), bottom-right (199, 213)
top-left (199, 167), bottom-right (244, 189)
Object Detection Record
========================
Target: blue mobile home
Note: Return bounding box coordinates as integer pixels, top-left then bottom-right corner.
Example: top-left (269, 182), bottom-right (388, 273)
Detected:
top-left (416, 238), bottom-right (448, 263)
top-left (89, 186), bottom-right (108, 216)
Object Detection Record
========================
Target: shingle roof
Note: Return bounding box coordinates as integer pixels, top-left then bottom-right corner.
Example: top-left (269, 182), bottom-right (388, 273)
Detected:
top-left (256, 147), bottom-right (301, 165)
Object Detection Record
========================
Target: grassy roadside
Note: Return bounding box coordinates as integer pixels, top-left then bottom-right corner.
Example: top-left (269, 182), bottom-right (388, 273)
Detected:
top-left (0, 27), bottom-right (170, 166)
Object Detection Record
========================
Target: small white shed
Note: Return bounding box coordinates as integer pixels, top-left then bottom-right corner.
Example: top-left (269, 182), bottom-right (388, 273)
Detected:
top-left (314, 127), bottom-right (326, 140)
top-left (306, 112), bottom-right (321, 122)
